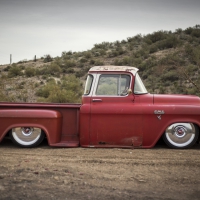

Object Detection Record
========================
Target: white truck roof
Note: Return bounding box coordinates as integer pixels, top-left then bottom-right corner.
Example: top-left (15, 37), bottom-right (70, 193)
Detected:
top-left (89, 66), bottom-right (139, 75)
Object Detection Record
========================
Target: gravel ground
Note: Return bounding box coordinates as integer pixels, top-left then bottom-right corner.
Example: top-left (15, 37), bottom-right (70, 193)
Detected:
top-left (0, 138), bottom-right (200, 200)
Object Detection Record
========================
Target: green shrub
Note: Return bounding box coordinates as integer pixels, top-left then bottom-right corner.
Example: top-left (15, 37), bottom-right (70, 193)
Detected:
top-left (66, 68), bottom-right (75, 73)
top-left (36, 68), bottom-right (46, 75)
top-left (149, 45), bottom-right (158, 53)
top-left (46, 63), bottom-right (61, 76)
top-left (175, 28), bottom-right (183, 34)
top-left (35, 83), bottom-right (39, 88)
top-left (62, 51), bottom-right (72, 57)
top-left (0, 79), bottom-right (14, 102)
top-left (156, 36), bottom-right (181, 49)
top-left (185, 65), bottom-right (198, 74)
top-left (8, 65), bottom-right (23, 78)
top-left (116, 47), bottom-right (125, 55)
top-left (132, 57), bottom-right (142, 66)
top-left (127, 37), bottom-right (135, 43)
top-left (143, 37), bottom-right (152, 45)
top-left (185, 44), bottom-right (193, 56)
top-left (36, 83), bottom-right (52, 98)
top-left (159, 53), bottom-right (185, 66)
top-left (162, 70), bottom-right (179, 82)
top-left (0, 91), bottom-right (13, 102)
top-left (62, 60), bottom-right (76, 68)
top-left (191, 29), bottom-right (200, 38)
top-left (89, 59), bottom-right (95, 65)
top-left (193, 48), bottom-right (200, 65)
top-left (94, 59), bottom-right (104, 66)
top-left (147, 31), bottom-right (168, 43)
top-left (19, 65), bottom-right (25, 70)
top-left (3, 66), bottom-right (11, 71)
top-left (107, 50), bottom-right (118, 57)
top-left (114, 40), bottom-right (121, 47)
top-left (93, 42), bottom-right (110, 50)
top-left (113, 59), bottom-right (123, 66)
top-left (35, 68), bottom-right (41, 76)
top-left (122, 57), bottom-right (131, 65)
top-left (42, 75), bottom-right (48, 79)
top-left (83, 52), bottom-right (92, 59)
top-left (76, 63), bottom-right (84, 68)
top-left (54, 57), bottom-right (62, 67)
top-left (36, 75), bottom-right (82, 103)
top-left (93, 52), bottom-right (101, 57)
top-left (75, 70), bottom-right (85, 78)
top-left (133, 34), bottom-right (143, 43)
top-left (43, 54), bottom-right (53, 63)
top-left (121, 40), bottom-right (127, 44)
top-left (99, 49), bottom-right (106, 56)
top-left (80, 58), bottom-right (88, 63)
top-left (25, 67), bottom-right (35, 77)
top-left (185, 27), bottom-right (194, 35)
top-left (159, 86), bottom-right (166, 94)
top-left (16, 81), bottom-right (26, 89)
top-left (47, 77), bottom-right (55, 82)
top-left (185, 45), bottom-right (200, 65)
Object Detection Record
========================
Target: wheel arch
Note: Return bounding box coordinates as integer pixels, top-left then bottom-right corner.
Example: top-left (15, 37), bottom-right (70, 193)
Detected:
top-left (146, 118), bottom-right (200, 148)
top-left (2, 123), bottom-right (50, 144)
top-left (0, 109), bottom-right (62, 145)
top-left (161, 119), bottom-right (200, 136)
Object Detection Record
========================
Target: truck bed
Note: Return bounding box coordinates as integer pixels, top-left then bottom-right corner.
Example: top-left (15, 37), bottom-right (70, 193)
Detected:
top-left (0, 102), bottom-right (81, 147)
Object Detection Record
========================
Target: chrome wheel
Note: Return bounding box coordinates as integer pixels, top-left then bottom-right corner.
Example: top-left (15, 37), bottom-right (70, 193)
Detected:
top-left (10, 127), bottom-right (44, 147)
top-left (163, 123), bottom-right (199, 149)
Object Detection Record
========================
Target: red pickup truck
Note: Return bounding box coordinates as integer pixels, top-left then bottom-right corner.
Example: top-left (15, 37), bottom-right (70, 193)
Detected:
top-left (0, 66), bottom-right (200, 149)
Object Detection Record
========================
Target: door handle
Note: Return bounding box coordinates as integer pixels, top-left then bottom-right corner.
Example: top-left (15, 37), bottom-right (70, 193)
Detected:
top-left (92, 99), bottom-right (102, 102)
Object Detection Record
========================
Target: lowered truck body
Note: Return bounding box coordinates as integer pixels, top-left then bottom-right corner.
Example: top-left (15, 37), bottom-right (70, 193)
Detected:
top-left (0, 66), bottom-right (200, 149)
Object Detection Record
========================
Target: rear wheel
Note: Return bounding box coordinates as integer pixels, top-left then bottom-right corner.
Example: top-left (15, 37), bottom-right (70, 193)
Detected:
top-left (10, 127), bottom-right (45, 147)
top-left (163, 123), bottom-right (199, 149)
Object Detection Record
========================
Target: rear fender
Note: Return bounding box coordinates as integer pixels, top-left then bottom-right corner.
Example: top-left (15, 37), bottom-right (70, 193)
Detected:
top-left (0, 109), bottom-right (62, 145)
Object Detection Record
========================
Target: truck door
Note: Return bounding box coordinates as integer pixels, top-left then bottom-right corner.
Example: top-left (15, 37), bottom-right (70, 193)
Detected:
top-left (90, 73), bottom-right (143, 147)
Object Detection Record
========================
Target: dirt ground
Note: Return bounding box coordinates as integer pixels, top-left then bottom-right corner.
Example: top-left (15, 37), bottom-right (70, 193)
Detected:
top-left (0, 139), bottom-right (200, 200)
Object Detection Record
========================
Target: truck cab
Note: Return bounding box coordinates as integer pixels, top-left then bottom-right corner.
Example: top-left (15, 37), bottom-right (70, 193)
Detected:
top-left (80, 66), bottom-right (200, 149)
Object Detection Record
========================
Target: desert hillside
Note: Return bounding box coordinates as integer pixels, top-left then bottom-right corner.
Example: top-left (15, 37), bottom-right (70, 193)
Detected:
top-left (0, 25), bottom-right (200, 103)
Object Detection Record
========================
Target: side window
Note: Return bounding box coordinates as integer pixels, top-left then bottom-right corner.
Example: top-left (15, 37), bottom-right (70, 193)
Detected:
top-left (96, 74), bottom-right (130, 96)
top-left (134, 73), bottom-right (148, 94)
top-left (120, 75), bottom-right (131, 95)
top-left (84, 74), bottom-right (93, 95)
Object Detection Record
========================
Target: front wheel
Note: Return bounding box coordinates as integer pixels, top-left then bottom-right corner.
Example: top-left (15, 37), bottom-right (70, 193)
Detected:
top-left (10, 127), bottom-right (45, 147)
top-left (163, 123), bottom-right (199, 149)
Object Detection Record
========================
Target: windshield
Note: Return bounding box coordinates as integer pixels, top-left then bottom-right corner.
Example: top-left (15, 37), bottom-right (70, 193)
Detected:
top-left (84, 74), bottom-right (93, 95)
top-left (134, 73), bottom-right (148, 94)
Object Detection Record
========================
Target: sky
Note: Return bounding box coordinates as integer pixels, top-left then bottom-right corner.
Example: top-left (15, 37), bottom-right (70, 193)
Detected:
top-left (0, 0), bottom-right (200, 65)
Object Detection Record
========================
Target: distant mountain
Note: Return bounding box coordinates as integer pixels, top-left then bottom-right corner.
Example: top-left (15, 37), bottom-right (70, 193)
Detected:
top-left (0, 25), bottom-right (200, 102)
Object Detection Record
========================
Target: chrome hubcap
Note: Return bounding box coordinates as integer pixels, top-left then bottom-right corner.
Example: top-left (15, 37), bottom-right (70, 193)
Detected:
top-left (21, 127), bottom-right (33, 136)
top-left (174, 126), bottom-right (187, 138)
top-left (165, 123), bottom-right (195, 147)
top-left (12, 127), bottom-right (42, 146)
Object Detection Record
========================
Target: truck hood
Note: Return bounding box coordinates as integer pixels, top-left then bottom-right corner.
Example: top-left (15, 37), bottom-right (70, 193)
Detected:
top-left (153, 94), bottom-right (200, 105)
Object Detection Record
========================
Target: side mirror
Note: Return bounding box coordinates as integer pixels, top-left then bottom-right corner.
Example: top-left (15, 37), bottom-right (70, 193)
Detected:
top-left (127, 88), bottom-right (132, 95)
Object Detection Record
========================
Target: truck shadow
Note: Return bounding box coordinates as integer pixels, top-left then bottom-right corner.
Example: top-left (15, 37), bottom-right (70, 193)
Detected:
top-left (0, 137), bottom-right (49, 149)
top-left (1, 137), bottom-right (200, 149)
top-left (154, 137), bottom-right (200, 149)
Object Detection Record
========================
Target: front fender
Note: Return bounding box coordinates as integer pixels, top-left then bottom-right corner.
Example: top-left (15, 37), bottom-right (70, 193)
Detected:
top-left (142, 105), bottom-right (200, 148)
